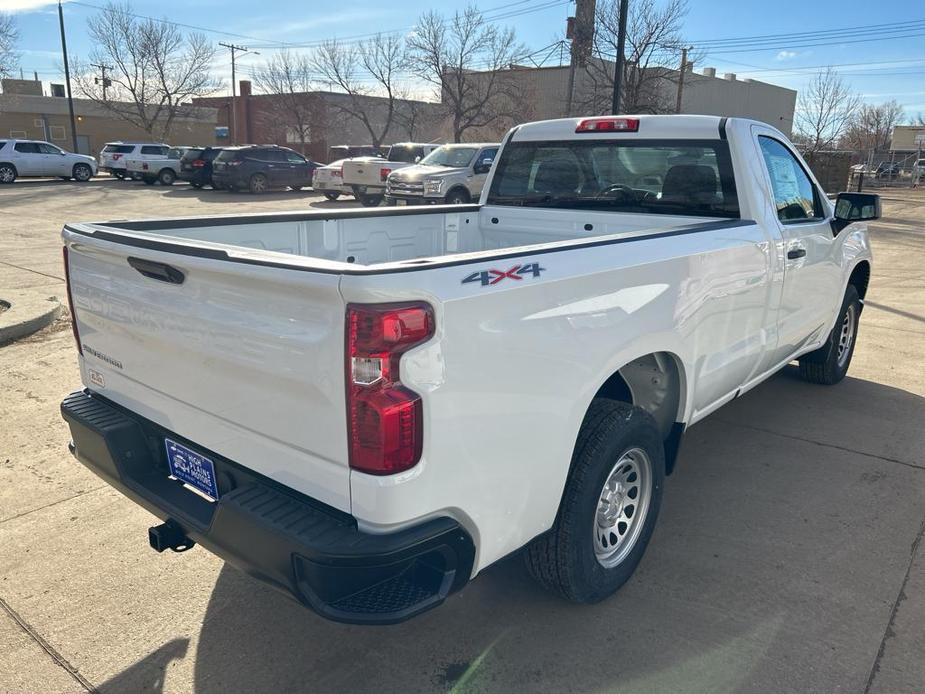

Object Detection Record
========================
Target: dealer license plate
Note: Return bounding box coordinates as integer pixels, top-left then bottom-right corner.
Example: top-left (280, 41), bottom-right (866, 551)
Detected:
top-left (165, 438), bottom-right (219, 501)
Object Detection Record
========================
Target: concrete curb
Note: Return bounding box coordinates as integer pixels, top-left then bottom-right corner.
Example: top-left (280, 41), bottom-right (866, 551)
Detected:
top-left (0, 291), bottom-right (64, 346)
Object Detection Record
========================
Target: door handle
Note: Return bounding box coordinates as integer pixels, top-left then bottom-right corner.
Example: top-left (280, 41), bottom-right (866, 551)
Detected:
top-left (127, 257), bottom-right (185, 284)
top-left (787, 248), bottom-right (807, 260)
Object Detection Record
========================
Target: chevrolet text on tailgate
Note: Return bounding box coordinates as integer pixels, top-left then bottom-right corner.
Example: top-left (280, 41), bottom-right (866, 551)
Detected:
top-left (60, 115), bottom-right (878, 625)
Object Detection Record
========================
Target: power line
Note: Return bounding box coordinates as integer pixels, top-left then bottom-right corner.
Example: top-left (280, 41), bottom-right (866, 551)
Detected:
top-left (692, 18), bottom-right (925, 47)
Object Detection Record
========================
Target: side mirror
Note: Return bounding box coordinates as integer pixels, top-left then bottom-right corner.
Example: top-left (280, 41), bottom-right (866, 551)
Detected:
top-left (474, 158), bottom-right (494, 174)
top-left (832, 192), bottom-right (880, 233)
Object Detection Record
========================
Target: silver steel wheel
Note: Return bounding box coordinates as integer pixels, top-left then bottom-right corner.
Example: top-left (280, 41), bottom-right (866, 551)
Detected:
top-left (0, 166), bottom-right (15, 183)
top-left (593, 447), bottom-right (653, 568)
top-left (250, 174), bottom-right (267, 193)
top-left (836, 303), bottom-right (857, 368)
top-left (74, 165), bottom-right (91, 181)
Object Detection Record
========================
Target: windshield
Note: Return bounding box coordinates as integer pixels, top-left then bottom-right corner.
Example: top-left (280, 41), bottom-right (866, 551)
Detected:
top-left (486, 140), bottom-right (739, 218)
top-left (180, 148), bottom-right (205, 162)
top-left (421, 146), bottom-right (479, 168)
top-left (388, 146), bottom-right (425, 163)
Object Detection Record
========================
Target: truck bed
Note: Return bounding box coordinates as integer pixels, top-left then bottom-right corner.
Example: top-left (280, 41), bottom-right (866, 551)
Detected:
top-left (64, 204), bottom-right (719, 271)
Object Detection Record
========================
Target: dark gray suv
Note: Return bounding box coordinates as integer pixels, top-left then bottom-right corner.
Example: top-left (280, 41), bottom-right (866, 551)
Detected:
top-left (211, 145), bottom-right (321, 193)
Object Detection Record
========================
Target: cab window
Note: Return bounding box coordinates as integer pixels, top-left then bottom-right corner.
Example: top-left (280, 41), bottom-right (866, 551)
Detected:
top-left (758, 136), bottom-right (822, 222)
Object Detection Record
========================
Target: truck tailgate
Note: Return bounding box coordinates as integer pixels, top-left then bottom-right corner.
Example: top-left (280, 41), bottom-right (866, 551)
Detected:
top-left (342, 159), bottom-right (383, 187)
top-left (63, 229), bottom-right (351, 511)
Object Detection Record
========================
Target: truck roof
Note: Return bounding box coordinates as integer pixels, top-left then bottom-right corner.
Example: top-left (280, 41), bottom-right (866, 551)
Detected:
top-left (509, 114), bottom-right (756, 142)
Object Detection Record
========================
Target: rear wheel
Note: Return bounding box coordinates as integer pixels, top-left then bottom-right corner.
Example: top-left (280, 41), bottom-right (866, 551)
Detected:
top-left (0, 164), bottom-right (16, 184)
top-left (158, 169), bottom-right (176, 186)
top-left (322, 192), bottom-right (340, 201)
top-left (799, 285), bottom-right (861, 385)
top-left (249, 173), bottom-right (268, 194)
top-left (525, 400), bottom-right (664, 603)
top-left (72, 164), bottom-right (92, 182)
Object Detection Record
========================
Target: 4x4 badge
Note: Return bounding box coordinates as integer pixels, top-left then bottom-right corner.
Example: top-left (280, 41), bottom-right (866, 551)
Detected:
top-left (462, 262), bottom-right (545, 287)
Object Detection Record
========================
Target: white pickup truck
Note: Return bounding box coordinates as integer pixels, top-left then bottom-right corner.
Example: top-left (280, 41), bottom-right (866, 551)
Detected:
top-left (60, 115), bottom-right (878, 625)
top-left (341, 142), bottom-right (439, 207)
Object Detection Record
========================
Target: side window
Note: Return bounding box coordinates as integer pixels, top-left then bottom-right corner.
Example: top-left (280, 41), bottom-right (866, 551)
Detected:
top-left (480, 148), bottom-right (498, 164)
top-left (285, 152), bottom-right (306, 164)
top-left (141, 145), bottom-right (168, 156)
top-left (14, 142), bottom-right (39, 154)
top-left (758, 136), bottom-right (821, 223)
top-left (39, 143), bottom-right (63, 154)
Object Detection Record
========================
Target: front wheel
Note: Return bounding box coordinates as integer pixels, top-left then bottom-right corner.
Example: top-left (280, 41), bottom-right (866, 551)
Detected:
top-left (525, 400), bottom-right (664, 603)
top-left (72, 164), bottom-right (93, 182)
top-left (444, 189), bottom-right (470, 205)
top-left (358, 193), bottom-right (383, 207)
top-left (799, 285), bottom-right (861, 385)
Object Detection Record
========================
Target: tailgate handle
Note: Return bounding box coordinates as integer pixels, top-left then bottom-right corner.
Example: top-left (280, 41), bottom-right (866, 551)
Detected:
top-left (127, 257), bottom-right (185, 284)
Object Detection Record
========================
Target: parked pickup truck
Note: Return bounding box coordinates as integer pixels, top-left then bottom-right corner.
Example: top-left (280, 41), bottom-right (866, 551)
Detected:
top-left (60, 115), bottom-right (878, 625)
top-left (126, 146), bottom-right (191, 186)
top-left (342, 142), bottom-right (439, 206)
top-left (386, 143), bottom-right (499, 205)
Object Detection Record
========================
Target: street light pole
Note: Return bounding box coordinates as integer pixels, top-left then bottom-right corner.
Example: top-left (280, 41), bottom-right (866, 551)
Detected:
top-left (611, 0), bottom-right (629, 114)
top-left (57, 0), bottom-right (79, 152)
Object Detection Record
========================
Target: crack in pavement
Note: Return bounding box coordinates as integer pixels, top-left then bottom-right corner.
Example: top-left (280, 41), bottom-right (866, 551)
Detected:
top-left (712, 419), bottom-right (925, 472)
top-left (0, 258), bottom-right (65, 282)
top-left (863, 511), bottom-right (925, 694)
top-left (0, 485), bottom-right (108, 525)
top-left (0, 595), bottom-right (99, 693)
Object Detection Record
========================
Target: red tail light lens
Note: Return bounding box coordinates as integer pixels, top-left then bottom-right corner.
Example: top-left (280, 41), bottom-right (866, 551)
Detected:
top-left (346, 303), bottom-right (434, 475)
top-left (575, 117), bottom-right (640, 133)
top-left (380, 167), bottom-right (392, 182)
top-left (62, 246), bottom-right (82, 355)
top-left (192, 159), bottom-right (205, 168)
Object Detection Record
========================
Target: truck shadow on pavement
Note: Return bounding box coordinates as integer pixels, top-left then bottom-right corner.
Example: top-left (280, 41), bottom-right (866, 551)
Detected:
top-left (98, 371), bottom-right (925, 693)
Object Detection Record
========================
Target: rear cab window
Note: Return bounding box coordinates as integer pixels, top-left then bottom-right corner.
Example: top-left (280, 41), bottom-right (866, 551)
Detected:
top-left (103, 144), bottom-right (135, 154)
top-left (388, 146), bottom-right (424, 163)
top-left (487, 139), bottom-right (739, 218)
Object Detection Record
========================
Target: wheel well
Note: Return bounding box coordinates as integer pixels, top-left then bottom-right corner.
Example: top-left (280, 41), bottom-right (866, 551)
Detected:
top-left (159, 167), bottom-right (173, 175)
top-left (592, 352), bottom-right (685, 474)
top-left (0, 162), bottom-right (17, 174)
top-left (445, 186), bottom-right (470, 201)
top-left (849, 261), bottom-right (870, 300)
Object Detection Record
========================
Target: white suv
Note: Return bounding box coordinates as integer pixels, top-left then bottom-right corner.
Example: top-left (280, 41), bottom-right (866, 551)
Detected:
top-left (99, 142), bottom-right (169, 180)
top-left (0, 139), bottom-right (97, 183)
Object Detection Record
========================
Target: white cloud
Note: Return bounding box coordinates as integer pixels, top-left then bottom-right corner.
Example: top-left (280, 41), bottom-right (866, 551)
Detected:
top-left (776, 50), bottom-right (797, 61)
top-left (0, 0), bottom-right (64, 12)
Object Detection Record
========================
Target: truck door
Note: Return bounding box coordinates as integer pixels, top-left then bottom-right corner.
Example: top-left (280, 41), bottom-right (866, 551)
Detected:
top-left (469, 147), bottom-right (497, 197)
top-left (751, 127), bottom-right (842, 365)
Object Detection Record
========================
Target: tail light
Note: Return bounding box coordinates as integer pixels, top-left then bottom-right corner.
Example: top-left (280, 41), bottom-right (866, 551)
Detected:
top-left (575, 117), bottom-right (640, 133)
top-left (380, 167), bottom-right (392, 182)
top-left (332, 168), bottom-right (342, 178)
top-left (227, 159), bottom-right (242, 167)
top-left (192, 160), bottom-right (206, 168)
top-left (346, 302), bottom-right (434, 475)
top-left (62, 246), bottom-right (82, 355)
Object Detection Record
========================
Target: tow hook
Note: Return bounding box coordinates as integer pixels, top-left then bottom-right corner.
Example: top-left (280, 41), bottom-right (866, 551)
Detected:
top-left (148, 521), bottom-right (195, 553)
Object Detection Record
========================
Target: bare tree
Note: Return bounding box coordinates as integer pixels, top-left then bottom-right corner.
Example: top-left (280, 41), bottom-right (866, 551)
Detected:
top-left (408, 6), bottom-right (528, 142)
top-left (795, 67), bottom-right (861, 155)
top-left (73, 2), bottom-right (221, 140)
top-left (254, 50), bottom-right (324, 154)
top-left (840, 100), bottom-right (905, 155)
top-left (312, 33), bottom-right (406, 148)
top-left (578, 0), bottom-right (689, 114)
top-left (394, 94), bottom-right (425, 141)
top-left (0, 13), bottom-right (18, 79)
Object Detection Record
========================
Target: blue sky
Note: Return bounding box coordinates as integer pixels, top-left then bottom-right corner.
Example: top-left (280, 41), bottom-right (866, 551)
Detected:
top-left (3, 0), bottom-right (925, 117)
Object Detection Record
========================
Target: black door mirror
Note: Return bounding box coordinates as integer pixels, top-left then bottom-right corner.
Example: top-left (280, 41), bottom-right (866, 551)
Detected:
top-left (474, 158), bottom-right (494, 174)
top-left (832, 192), bottom-right (880, 233)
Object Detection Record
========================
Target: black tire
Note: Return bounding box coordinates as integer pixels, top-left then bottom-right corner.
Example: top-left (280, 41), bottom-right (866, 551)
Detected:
top-left (322, 192), bottom-right (340, 201)
top-left (158, 169), bottom-right (176, 186)
top-left (358, 193), bottom-right (383, 207)
top-left (445, 188), bottom-right (470, 205)
top-left (289, 184), bottom-right (304, 191)
top-left (248, 173), bottom-right (268, 194)
top-left (72, 164), bottom-right (93, 182)
top-left (525, 400), bottom-right (665, 603)
top-left (143, 177), bottom-right (156, 185)
top-left (799, 284), bottom-right (861, 385)
top-left (0, 164), bottom-right (17, 184)
top-left (112, 171), bottom-right (125, 180)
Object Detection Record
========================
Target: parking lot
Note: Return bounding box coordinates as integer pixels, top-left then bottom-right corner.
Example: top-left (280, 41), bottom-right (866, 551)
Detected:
top-left (2, 178), bottom-right (925, 693)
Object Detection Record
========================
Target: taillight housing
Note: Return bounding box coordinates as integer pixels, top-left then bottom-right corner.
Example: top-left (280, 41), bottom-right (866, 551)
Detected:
top-left (575, 117), bottom-right (640, 133)
top-left (346, 302), bottom-right (434, 475)
top-left (192, 159), bottom-right (205, 168)
top-left (62, 246), bottom-right (82, 355)
top-left (380, 167), bottom-right (392, 182)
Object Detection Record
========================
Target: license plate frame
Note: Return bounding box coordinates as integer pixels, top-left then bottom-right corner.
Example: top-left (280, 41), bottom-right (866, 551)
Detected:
top-left (165, 438), bottom-right (219, 502)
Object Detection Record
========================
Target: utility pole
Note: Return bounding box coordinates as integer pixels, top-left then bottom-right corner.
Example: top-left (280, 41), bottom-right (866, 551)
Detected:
top-left (219, 43), bottom-right (258, 145)
top-left (675, 46), bottom-right (691, 114)
top-left (57, 0), bottom-right (79, 152)
top-left (91, 63), bottom-right (113, 101)
top-left (611, 0), bottom-right (629, 114)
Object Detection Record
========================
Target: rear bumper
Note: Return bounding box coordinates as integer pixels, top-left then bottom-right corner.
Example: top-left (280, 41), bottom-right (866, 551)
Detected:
top-left (60, 390), bottom-right (475, 625)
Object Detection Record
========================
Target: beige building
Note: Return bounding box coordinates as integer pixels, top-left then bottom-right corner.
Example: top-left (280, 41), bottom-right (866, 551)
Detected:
top-left (0, 78), bottom-right (218, 155)
top-left (890, 125), bottom-right (925, 153)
